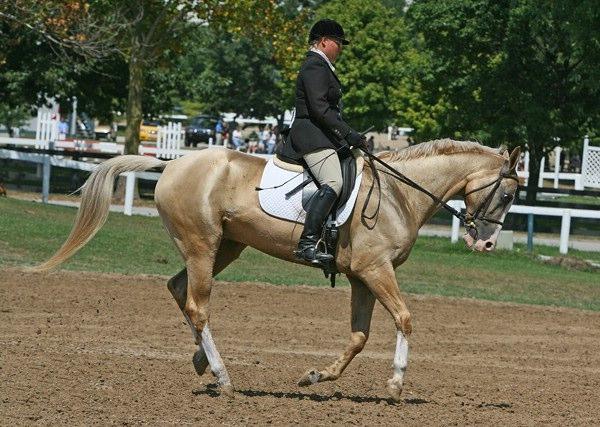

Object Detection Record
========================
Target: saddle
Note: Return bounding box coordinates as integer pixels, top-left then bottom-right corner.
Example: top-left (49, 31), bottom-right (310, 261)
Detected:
top-left (271, 148), bottom-right (364, 286)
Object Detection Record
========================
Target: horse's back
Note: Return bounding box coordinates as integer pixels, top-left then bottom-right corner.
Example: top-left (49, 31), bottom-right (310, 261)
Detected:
top-left (155, 148), bottom-right (266, 212)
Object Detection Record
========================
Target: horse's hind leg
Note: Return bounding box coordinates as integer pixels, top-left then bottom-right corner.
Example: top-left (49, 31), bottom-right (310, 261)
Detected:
top-left (167, 268), bottom-right (210, 376)
top-left (298, 276), bottom-right (375, 386)
top-left (167, 240), bottom-right (246, 390)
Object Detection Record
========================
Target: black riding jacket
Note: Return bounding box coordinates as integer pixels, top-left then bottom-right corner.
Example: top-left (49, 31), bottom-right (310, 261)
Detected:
top-left (277, 51), bottom-right (353, 161)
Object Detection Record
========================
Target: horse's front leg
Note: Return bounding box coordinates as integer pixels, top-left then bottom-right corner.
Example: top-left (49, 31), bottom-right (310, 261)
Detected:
top-left (298, 276), bottom-right (375, 386)
top-left (357, 262), bottom-right (411, 402)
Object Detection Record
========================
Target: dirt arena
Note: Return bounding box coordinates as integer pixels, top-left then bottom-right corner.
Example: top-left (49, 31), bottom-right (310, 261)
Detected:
top-left (1, 268), bottom-right (599, 425)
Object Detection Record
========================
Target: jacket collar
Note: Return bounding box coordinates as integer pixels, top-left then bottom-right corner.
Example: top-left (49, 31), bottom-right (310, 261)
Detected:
top-left (306, 50), bottom-right (341, 83)
top-left (309, 47), bottom-right (335, 71)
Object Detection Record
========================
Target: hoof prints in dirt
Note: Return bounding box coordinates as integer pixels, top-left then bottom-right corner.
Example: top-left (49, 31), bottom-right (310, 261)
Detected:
top-left (2, 269), bottom-right (600, 425)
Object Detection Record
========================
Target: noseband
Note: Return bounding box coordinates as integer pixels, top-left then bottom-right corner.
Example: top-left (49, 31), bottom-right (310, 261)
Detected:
top-left (463, 172), bottom-right (519, 228)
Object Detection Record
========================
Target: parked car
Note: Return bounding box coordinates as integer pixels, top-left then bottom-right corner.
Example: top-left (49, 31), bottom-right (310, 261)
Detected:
top-left (185, 115), bottom-right (218, 147)
top-left (139, 120), bottom-right (161, 142)
top-left (94, 123), bottom-right (116, 141)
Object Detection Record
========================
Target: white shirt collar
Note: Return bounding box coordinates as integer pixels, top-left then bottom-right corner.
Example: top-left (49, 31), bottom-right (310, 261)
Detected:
top-left (309, 47), bottom-right (335, 72)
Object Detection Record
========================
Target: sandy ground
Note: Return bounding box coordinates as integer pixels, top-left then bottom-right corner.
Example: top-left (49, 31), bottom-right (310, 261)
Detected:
top-left (1, 268), bottom-right (599, 425)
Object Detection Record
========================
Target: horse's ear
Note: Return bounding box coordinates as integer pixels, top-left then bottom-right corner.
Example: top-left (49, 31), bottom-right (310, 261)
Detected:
top-left (498, 145), bottom-right (509, 159)
top-left (508, 146), bottom-right (521, 172)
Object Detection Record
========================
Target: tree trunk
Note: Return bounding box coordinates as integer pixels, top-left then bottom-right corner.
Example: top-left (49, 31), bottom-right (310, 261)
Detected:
top-left (115, 43), bottom-right (144, 202)
top-left (124, 43), bottom-right (144, 156)
top-left (525, 145), bottom-right (543, 204)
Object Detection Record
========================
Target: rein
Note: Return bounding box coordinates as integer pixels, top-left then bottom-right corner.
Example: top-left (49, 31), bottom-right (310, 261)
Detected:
top-left (358, 147), bottom-right (518, 227)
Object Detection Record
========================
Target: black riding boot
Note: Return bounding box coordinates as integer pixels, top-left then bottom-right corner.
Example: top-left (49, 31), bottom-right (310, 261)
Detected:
top-left (294, 184), bottom-right (338, 264)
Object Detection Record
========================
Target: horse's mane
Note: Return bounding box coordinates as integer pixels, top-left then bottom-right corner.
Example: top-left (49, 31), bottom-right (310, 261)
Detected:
top-left (377, 139), bottom-right (501, 162)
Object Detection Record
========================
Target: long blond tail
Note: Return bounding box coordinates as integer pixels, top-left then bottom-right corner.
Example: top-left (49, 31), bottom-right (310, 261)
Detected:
top-left (33, 155), bottom-right (167, 272)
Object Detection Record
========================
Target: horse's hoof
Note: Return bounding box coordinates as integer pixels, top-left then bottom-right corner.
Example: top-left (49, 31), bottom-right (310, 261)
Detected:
top-left (219, 383), bottom-right (235, 398)
top-left (192, 350), bottom-right (209, 376)
top-left (298, 369), bottom-right (321, 387)
top-left (386, 379), bottom-right (403, 403)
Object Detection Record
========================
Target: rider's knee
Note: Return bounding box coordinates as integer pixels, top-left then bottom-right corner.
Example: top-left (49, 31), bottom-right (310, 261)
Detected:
top-left (326, 178), bottom-right (342, 196)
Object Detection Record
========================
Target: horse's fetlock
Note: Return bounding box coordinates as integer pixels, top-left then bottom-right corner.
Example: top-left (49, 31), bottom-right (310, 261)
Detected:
top-left (396, 311), bottom-right (412, 336)
top-left (350, 331), bottom-right (368, 352)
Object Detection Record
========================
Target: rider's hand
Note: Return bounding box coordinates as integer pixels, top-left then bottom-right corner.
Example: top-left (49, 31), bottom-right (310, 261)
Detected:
top-left (346, 130), bottom-right (366, 148)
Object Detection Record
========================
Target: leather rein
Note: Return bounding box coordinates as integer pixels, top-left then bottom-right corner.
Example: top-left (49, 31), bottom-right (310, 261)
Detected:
top-left (359, 147), bottom-right (518, 228)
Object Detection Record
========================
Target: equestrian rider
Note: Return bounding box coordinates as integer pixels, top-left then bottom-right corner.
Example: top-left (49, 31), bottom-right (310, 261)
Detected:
top-left (276, 19), bottom-right (366, 265)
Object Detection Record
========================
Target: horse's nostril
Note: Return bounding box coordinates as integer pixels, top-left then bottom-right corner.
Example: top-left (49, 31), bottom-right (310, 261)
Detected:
top-left (485, 241), bottom-right (494, 249)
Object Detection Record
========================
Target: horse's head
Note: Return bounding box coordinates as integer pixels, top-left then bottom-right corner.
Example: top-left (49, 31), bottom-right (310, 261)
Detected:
top-left (462, 147), bottom-right (521, 251)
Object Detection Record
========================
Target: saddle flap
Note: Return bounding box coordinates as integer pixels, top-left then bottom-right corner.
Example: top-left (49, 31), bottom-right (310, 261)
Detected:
top-left (258, 156), bottom-right (364, 227)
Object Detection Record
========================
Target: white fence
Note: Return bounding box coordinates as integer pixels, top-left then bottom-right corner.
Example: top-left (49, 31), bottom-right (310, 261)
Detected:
top-left (582, 136), bottom-right (600, 189)
top-left (517, 136), bottom-right (600, 190)
top-left (35, 110), bottom-right (58, 149)
top-left (156, 122), bottom-right (185, 159)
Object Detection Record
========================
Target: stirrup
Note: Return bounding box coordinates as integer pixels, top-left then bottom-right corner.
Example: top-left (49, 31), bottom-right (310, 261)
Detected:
top-left (294, 240), bottom-right (333, 264)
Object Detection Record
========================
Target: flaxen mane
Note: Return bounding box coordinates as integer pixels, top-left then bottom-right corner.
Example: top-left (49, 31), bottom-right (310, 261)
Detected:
top-left (377, 139), bottom-right (501, 162)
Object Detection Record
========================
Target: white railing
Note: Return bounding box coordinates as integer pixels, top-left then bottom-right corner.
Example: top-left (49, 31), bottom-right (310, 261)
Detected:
top-left (582, 135), bottom-right (600, 189)
top-left (449, 200), bottom-right (600, 254)
top-left (35, 110), bottom-right (58, 149)
top-left (517, 137), bottom-right (600, 190)
top-left (156, 122), bottom-right (185, 159)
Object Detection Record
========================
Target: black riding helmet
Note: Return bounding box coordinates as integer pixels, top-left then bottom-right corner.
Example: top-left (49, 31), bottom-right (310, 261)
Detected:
top-left (308, 19), bottom-right (350, 45)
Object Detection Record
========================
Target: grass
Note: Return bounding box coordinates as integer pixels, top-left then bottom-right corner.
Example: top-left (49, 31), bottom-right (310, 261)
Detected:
top-left (551, 194), bottom-right (600, 206)
top-left (1, 196), bottom-right (599, 311)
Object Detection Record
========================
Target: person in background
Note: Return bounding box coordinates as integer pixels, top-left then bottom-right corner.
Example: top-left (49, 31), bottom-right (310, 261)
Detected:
top-left (215, 119), bottom-right (224, 145)
top-left (232, 125), bottom-right (243, 150)
top-left (267, 126), bottom-right (277, 154)
top-left (224, 122), bottom-right (231, 147)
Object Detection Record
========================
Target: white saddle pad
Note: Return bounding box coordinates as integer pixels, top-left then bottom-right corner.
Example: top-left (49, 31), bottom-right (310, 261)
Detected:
top-left (258, 157), bottom-right (363, 226)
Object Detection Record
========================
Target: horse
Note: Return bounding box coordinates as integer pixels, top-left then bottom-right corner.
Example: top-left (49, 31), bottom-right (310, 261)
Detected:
top-left (35, 139), bottom-right (521, 402)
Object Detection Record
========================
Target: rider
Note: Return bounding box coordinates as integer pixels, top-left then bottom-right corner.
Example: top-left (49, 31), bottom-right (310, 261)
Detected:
top-left (276, 18), bottom-right (366, 265)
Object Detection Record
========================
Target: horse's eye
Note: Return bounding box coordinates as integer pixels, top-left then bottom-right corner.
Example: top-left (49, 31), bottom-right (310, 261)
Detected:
top-left (502, 193), bottom-right (513, 203)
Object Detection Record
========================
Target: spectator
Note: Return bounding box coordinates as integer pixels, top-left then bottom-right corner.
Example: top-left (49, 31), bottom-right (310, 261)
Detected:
top-left (222, 121), bottom-right (230, 147)
top-left (267, 126), bottom-right (277, 154)
top-left (261, 125), bottom-right (271, 153)
top-left (58, 120), bottom-right (69, 140)
top-left (232, 126), bottom-right (243, 150)
top-left (570, 153), bottom-right (581, 173)
top-left (215, 119), bottom-right (224, 145)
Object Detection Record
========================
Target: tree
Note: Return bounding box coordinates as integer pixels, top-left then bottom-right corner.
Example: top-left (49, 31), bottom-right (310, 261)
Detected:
top-left (313, 0), bottom-right (414, 131)
top-left (407, 0), bottom-right (600, 202)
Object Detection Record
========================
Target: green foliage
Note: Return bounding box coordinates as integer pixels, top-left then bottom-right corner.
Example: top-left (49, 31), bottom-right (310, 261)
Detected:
top-left (314, 0), bottom-right (412, 130)
top-left (176, 26), bottom-right (286, 119)
top-left (406, 0), bottom-right (600, 200)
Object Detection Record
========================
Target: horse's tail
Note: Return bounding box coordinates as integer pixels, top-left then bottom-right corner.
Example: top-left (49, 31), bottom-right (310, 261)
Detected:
top-left (33, 155), bottom-right (168, 272)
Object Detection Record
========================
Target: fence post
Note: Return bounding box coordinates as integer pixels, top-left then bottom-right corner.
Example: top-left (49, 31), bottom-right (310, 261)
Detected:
top-left (559, 209), bottom-right (571, 255)
top-left (527, 213), bottom-right (534, 252)
top-left (553, 146), bottom-right (562, 189)
top-left (538, 157), bottom-right (545, 188)
top-left (41, 141), bottom-right (54, 204)
top-left (124, 172), bottom-right (136, 216)
top-left (451, 212), bottom-right (460, 243)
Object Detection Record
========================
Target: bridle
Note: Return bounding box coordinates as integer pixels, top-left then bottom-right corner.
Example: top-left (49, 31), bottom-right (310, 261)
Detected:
top-left (463, 172), bottom-right (519, 227)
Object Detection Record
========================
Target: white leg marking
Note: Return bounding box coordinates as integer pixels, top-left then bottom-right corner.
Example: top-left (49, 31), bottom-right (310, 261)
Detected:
top-left (392, 331), bottom-right (409, 384)
top-left (201, 325), bottom-right (231, 387)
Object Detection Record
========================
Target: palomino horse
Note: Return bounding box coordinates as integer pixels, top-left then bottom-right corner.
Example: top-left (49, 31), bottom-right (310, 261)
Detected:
top-left (36, 139), bottom-right (521, 402)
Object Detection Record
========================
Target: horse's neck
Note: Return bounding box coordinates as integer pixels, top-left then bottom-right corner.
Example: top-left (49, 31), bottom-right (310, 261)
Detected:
top-left (387, 152), bottom-right (503, 228)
